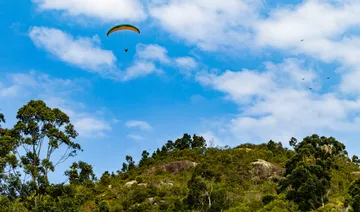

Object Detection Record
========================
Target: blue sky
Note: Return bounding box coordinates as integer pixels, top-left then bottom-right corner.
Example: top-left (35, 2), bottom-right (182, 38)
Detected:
top-left (2, 0), bottom-right (360, 182)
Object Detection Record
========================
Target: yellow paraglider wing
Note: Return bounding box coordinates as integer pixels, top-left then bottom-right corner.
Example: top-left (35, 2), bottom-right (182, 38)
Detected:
top-left (106, 24), bottom-right (140, 36)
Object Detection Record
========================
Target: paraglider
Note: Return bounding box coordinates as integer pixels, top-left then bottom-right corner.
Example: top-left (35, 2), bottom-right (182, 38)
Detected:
top-left (106, 24), bottom-right (140, 52)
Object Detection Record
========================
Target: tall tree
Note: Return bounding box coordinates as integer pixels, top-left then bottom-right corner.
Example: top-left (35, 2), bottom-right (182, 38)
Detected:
top-left (191, 134), bottom-right (207, 149)
top-left (138, 150), bottom-right (150, 167)
top-left (12, 100), bottom-right (81, 208)
top-left (277, 134), bottom-right (347, 211)
top-left (174, 133), bottom-right (192, 150)
top-left (0, 111), bottom-right (21, 199)
top-left (64, 161), bottom-right (96, 186)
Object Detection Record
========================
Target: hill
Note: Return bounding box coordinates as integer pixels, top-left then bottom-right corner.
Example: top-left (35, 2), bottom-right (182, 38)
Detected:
top-left (1, 100), bottom-right (360, 212)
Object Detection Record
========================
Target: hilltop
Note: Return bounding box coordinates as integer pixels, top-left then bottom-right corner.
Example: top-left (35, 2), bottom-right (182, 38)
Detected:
top-left (1, 100), bottom-right (360, 212)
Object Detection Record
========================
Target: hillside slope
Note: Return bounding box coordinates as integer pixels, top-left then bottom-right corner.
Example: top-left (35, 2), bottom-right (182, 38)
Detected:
top-left (34, 134), bottom-right (359, 212)
top-left (1, 124), bottom-right (360, 212)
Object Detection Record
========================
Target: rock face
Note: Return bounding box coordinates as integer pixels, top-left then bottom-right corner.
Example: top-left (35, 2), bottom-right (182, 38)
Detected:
top-left (321, 145), bottom-right (333, 154)
top-left (151, 160), bottom-right (197, 174)
top-left (124, 180), bottom-right (174, 189)
top-left (236, 148), bottom-right (252, 152)
top-left (153, 181), bottom-right (173, 188)
top-left (250, 159), bottom-right (284, 180)
top-left (124, 180), bottom-right (137, 187)
top-left (148, 197), bottom-right (155, 205)
top-left (351, 171), bottom-right (360, 176)
top-left (137, 183), bottom-right (148, 188)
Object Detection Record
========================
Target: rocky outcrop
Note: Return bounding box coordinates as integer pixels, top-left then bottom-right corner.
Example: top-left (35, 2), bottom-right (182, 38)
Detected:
top-left (321, 145), bottom-right (333, 154)
top-left (236, 148), bottom-right (252, 152)
top-left (124, 180), bottom-right (174, 189)
top-left (124, 180), bottom-right (137, 187)
top-left (250, 159), bottom-right (284, 180)
top-left (152, 181), bottom-right (173, 188)
top-left (137, 183), bottom-right (148, 188)
top-left (150, 160), bottom-right (197, 174)
top-left (351, 171), bottom-right (360, 176)
top-left (147, 197), bottom-right (166, 206)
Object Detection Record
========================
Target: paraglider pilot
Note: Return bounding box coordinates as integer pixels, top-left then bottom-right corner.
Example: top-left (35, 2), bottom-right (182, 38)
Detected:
top-left (106, 24), bottom-right (140, 54)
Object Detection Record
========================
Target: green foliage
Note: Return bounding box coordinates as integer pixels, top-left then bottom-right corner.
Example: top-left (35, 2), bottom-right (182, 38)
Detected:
top-left (347, 178), bottom-right (360, 211)
top-left (2, 101), bottom-right (360, 212)
top-left (277, 134), bottom-right (347, 211)
top-left (64, 161), bottom-right (96, 186)
top-left (99, 171), bottom-right (111, 186)
top-left (98, 200), bottom-right (110, 212)
top-left (352, 155), bottom-right (360, 167)
top-left (13, 100), bottom-right (81, 196)
top-left (262, 194), bottom-right (275, 205)
top-left (258, 199), bottom-right (299, 212)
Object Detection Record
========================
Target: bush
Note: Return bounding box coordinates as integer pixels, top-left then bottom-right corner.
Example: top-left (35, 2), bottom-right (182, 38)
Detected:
top-left (262, 194), bottom-right (276, 205)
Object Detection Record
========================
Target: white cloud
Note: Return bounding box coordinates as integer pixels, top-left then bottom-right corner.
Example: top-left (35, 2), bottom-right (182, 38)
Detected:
top-left (73, 117), bottom-right (111, 138)
top-left (134, 43), bottom-right (198, 77)
top-left (175, 57), bottom-right (197, 69)
top-left (122, 61), bottom-right (160, 81)
top-left (0, 71), bottom-right (112, 139)
top-left (136, 44), bottom-right (171, 64)
top-left (32, 0), bottom-right (147, 22)
top-left (197, 58), bottom-right (360, 145)
top-left (199, 131), bottom-right (224, 147)
top-left (253, 0), bottom-right (360, 94)
top-left (149, 0), bottom-right (263, 50)
top-left (28, 28), bottom-right (168, 81)
top-left (197, 69), bottom-right (275, 104)
top-left (175, 57), bottom-right (198, 76)
top-left (127, 134), bottom-right (144, 141)
top-left (0, 84), bottom-right (20, 97)
top-left (125, 120), bottom-right (152, 131)
top-left (29, 26), bottom-right (116, 72)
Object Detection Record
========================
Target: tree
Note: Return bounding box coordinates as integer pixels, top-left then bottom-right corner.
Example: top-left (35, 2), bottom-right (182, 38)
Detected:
top-left (99, 171), bottom-right (111, 186)
top-left (186, 176), bottom-right (208, 211)
top-left (11, 100), bottom-right (81, 208)
top-left (165, 140), bottom-right (174, 151)
top-left (352, 155), bottom-right (360, 167)
top-left (0, 111), bottom-right (4, 125)
top-left (347, 178), bottom-right (360, 212)
top-left (125, 155), bottom-right (135, 171)
top-left (121, 155), bottom-right (135, 172)
top-left (191, 134), bottom-right (207, 149)
top-left (267, 140), bottom-right (277, 152)
top-left (186, 163), bottom-right (228, 212)
top-left (277, 134), bottom-right (347, 211)
top-left (138, 150), bottom-right (150, 167)
top-left (64, 161), bottom-right (96, 186)
top-left (174, 134), bottom-right (192, 150)
top-left (0, 111), bottom-right (22, 199)
top-left (289, 137), bottom-right (298, 148)
top-left (121, 163), bottom-right (128, 172)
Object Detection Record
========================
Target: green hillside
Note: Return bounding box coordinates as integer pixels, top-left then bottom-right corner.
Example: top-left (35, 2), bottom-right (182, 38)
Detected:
top-left (1, 100), bottom-right (360, 212)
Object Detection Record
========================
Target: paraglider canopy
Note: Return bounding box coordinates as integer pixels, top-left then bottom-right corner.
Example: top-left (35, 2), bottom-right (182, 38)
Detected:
top-left (106, 24), bottom-right (140, 53)
top-left (106, 24), bottom-right (140, 36)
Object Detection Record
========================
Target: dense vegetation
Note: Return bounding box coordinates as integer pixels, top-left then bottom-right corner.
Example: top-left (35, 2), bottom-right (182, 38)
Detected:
top-left (1, 100), bottom-right (360, 211)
